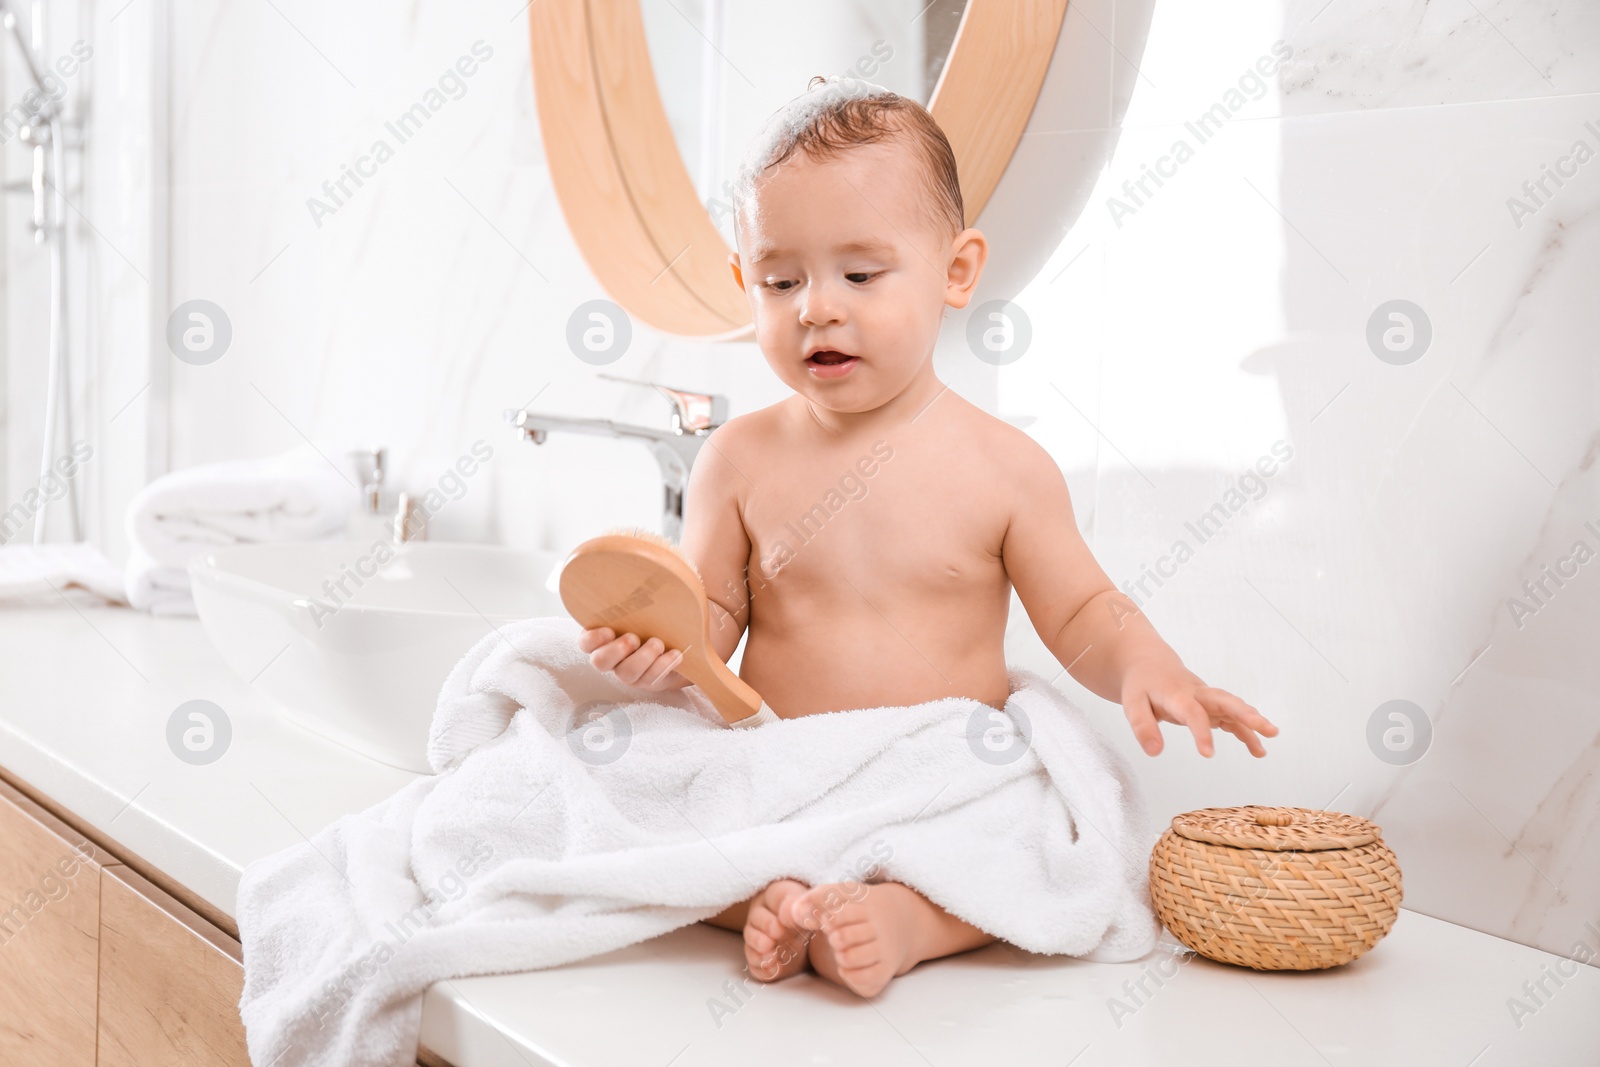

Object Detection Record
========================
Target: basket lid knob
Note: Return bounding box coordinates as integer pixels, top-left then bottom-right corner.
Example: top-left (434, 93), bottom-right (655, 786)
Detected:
top-left (1254, 810), bottom-right (1294, 827)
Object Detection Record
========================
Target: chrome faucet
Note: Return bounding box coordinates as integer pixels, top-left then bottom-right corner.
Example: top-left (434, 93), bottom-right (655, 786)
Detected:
top-left (349, 447), bottom-right (387, 514)
top-left (505, 374), bottom-right (729, 542)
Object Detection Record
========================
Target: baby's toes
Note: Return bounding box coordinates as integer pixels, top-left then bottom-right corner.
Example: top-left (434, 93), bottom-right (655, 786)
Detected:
top-left (745, 912), bottom-right (796, 972)
top-left (814, 931), bottom-right (895, 998)
top-left (744, 919), bottom-right (779, 959)
top-left (759, 879), bottom-right (811, 930)
top-left (808, 895), bottom-right (911, 999)
top-left (827, 923), bottom-right (883, 969)
top-left (746, 939), bottom-right (790, 980)
top-left (744, 880), bottom-right (812, 981)
top-left (745, 899), bottom-right (786, 941)
top-left (782, 883), bottom-right (859, 931)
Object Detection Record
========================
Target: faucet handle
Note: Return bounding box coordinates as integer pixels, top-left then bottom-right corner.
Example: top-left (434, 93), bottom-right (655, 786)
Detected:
top-left (597, 373), bottom-right (728, 433)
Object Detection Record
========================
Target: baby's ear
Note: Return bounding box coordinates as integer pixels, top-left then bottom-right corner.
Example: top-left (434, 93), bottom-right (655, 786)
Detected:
top-left (944, 227), bottom-right (988, 309)
top-left (727, 252), bottom-right (746, 293)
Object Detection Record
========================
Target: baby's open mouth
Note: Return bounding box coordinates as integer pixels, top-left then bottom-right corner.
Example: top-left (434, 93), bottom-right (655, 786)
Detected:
top-left (805, 348), bottom-right (861, 379)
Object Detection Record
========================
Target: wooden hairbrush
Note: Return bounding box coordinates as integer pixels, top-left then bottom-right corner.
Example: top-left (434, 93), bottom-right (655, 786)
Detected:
top-left (557, 527), bottom-right (780, 728)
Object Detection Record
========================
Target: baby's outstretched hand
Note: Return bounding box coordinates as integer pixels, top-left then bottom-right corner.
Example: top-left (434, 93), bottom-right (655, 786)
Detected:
top-left (577, 626), bottom-right (690, 691)
top-left (1119, 661), bottom-right (1278, 758)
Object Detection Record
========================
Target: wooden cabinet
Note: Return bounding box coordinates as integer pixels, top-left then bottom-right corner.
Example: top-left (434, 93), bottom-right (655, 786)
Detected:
top-left (0, 772), bottom-right (451, 1067)
top-left (0, 777), bottom-right (103, 1067)
top-left (0, 778), bottom-right (250, 1066)
top-left (96, 864), bottom-right (251, 1067)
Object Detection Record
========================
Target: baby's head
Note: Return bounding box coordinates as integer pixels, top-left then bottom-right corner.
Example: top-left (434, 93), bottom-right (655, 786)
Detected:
top-left (727, 76), bottom-right (987, 415)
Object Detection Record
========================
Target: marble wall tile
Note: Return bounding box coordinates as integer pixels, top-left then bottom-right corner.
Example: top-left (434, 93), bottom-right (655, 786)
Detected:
top-left (982, 0), bottom-right (1598, 964)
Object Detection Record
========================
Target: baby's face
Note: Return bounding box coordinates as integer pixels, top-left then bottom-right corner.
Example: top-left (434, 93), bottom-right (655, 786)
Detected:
top-left (729, 140), bottom-right (984, 415)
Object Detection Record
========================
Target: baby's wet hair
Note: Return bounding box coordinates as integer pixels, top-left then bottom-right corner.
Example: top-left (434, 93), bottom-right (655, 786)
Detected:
top-left (731, 75), bottom-right (965, 241)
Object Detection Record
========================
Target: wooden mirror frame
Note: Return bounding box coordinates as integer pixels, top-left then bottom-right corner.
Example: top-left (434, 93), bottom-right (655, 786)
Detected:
top-left (529, 0), bottom-right (1069, 340)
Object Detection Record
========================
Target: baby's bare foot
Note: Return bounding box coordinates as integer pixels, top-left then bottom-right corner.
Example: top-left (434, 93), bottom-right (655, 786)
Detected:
top-left (785, 881), bottom-right (921, 998)
top-left (744, 879), bottom-right (813, 982)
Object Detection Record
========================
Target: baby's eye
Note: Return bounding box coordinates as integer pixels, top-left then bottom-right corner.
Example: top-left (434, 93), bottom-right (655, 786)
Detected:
top-left (762, 279), bottom-right (796, 292)
top-left (846, 272), bottom-right (877, 284)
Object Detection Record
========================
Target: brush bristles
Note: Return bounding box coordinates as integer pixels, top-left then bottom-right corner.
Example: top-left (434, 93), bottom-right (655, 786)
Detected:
top-left (600, 525), bottom-right (703, 581)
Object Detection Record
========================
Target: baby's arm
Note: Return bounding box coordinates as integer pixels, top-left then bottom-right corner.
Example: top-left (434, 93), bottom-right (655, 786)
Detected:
top-left (1001, 438), bottom-right (1278, 758)
top-left (577, 425), bottom-right (752, 690)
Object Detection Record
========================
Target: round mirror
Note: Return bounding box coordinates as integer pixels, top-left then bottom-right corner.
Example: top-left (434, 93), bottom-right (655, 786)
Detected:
top-left (639, 1), bottom-right (970, 249)
top-left (529, 0), bottom-right (1068, 339)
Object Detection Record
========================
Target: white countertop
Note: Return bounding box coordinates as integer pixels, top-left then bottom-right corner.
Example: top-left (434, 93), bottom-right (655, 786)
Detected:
top-left (0, 603), bottom-right (1595, 1066)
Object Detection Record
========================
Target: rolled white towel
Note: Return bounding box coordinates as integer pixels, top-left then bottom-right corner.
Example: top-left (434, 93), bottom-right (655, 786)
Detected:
top-left (126, 444), bottom-right (360, 570)
top-left (122, 443), bottom-right (362, 612)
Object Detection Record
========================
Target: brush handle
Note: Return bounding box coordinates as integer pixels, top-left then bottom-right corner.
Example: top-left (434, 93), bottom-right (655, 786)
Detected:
top-left (677, 645), bottom-right (775, 726)
top-left (730, 701), bottom-right (781, 728)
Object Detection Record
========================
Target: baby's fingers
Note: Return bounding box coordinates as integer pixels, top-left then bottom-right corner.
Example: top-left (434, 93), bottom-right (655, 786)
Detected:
top-left (1219, 719), bottom-right (1269, 758)
top-left (637, 648), bottom-right (685, 690)
top-left (1197, 689), bottom-right (1275, 757)
top-left (613, 636), bottom-right (678, 688)
top-left (576, 626), bottom-right (615, 654)
top-left (1162, 692), bottom-right (1216, 758)
top-left (1121, 690), bottom-right (1164, 756)
top-left (1201, 687), bottom-right (1276, 735)
top-left (587, 630), bottom-right (642, 673)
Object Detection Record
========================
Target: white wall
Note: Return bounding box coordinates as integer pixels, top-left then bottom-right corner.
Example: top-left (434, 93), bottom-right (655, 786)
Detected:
top-left (22, 0), bottom-right (1596, 962)
top-left (984, 0), bottom-right (1599, 965)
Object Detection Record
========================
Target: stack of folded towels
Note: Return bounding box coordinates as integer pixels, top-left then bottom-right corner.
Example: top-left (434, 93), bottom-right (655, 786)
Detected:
top-left (124, 444), bottom-right (360, 615)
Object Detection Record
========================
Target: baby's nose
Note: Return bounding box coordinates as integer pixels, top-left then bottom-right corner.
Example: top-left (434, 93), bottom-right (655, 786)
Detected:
top-left (798, 284), bottom-right (847, 326)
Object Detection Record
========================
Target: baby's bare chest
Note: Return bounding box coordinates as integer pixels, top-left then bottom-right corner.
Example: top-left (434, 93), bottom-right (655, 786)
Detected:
top-left (738, 437), bottom-right (1010, 605)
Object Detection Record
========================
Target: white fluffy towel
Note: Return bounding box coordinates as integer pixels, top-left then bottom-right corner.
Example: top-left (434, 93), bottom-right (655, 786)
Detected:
top-left (236, 615), bottom-right (1161, 1067)
top-left (0, 542), bottom-right (129, 606)
top-left (123, 444), bottom-right (358, 613)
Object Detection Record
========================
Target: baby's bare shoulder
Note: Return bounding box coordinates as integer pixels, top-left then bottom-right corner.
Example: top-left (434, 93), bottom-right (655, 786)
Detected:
top-left (942, 392), bottom-right (1062, 482)
top-left (701, 404), bottom-right (783, 457)
top-left (690, 404), bottom-right (788, 487)
top-left (718, 402), bottom-right (784, 437)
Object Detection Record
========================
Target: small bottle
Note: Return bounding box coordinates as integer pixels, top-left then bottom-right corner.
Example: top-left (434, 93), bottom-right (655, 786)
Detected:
top-left (394, 493), bottom-right (428, 543)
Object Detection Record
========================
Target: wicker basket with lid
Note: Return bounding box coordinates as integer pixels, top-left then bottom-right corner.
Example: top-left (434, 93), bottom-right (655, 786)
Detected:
top-left (1148, 805), bottom-right (1403, 971)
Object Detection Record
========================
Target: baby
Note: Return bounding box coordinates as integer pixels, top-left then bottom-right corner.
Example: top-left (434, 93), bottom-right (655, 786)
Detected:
top-left (577, 76), bottom-right (1277, 998)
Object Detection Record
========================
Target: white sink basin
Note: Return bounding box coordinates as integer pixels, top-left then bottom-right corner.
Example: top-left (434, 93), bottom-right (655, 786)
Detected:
top-left (189, 541), bottom-right (567, 772)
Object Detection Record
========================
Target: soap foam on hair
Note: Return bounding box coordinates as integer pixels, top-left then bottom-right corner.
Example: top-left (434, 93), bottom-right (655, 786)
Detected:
top-left (731, 74), bottom-right (895, 210)
top-left (728, 73), bottom-right (965, 241)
